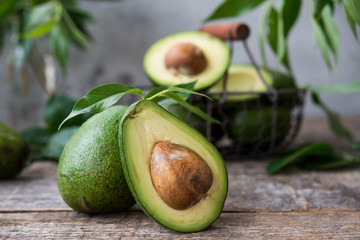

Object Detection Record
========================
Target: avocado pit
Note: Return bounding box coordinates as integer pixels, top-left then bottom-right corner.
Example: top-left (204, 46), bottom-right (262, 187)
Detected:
top-left (150, 141), bottom-right (213, 210)
top-left (164, 42), bottom-right (208, 76)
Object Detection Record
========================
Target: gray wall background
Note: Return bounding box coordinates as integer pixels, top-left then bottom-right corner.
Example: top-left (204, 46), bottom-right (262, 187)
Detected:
top-left (1, 0), bottom-right (360, 130)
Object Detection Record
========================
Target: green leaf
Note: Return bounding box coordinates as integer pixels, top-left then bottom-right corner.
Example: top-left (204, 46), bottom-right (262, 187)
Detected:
top-left (321, 5), bottom-right (339, 63)
top-left (310, 80), bottom-right (360, 94)
top-left (350, 141), bottom-right (360, 150)
top-left (312, 15), bottom-right (333, 69)
top-left (162, 92), bottom-right (220, 124)
top-left (344, 0), bottom-right (360, 25)
top-left (267, 7), bottom-right (291, 70)
top-left (23, 1), bottom-right (63, 38)
top-left (145, 81), bottom-right (196, 100)
top-left (258, 1), bottom-right (272, 67)
top-left (299, 152), bottom-right (357, 170)
top-left (281, 0), bottom-right (302, 37)
top-left (315, 0), bottom-right (334, 19)
top-left (50, 23), bottom-right (70, 72)
top-left (62, 7), bottom-right (91, 46)
top-left (311, 92), bottom-right (353, 141)
top-left (45, 93), bottom-right (89, 133)
top-left (345, 5), bottom-right (358, 41)
top-left (205, 0), bottom-right (266, 21)
top-left (59, 83), bottom-right (143, 129)
top-left (0, 0), bottom-right (18, 20)
top-left (266, 142), bottom-right (334, 174)
top-left (22, 127), bottom-right (51, 163)
top-left (41, 127), bottom-right (78, 160)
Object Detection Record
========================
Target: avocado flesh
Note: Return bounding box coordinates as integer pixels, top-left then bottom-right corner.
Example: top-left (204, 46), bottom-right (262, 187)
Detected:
top-left (120, 100), bottom-right (228, 232)
top-left (57, 105), bottom-right (135, 213)
top-left (143, 31), bottom-right (230, 90)
top-left (207, 64), bottom-right (273, 102)
top-left (0, 122), bottom-right (29, 179)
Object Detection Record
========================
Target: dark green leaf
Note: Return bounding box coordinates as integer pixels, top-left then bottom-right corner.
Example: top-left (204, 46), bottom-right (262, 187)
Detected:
top-left (63, 2), bottom-right (95, 23)
top-left (41, 127), bottom-right (78, 160)
top-left (350, 141), bottom-right (360, 150)
top-left (311, 92), bottom-right (353, 141)
top-left (345, 5), bottom-right (358, 41)
top-left (205, 0), bottom-right (266, 21)
top-left (315, 0), bottom-right (333, 19)
top-left (266, 142), bottom-right (334, 174)
top-left (266, 7), bottom-right (291, 70)
top-left (321, 5), bottom-right (339, 63)
top-left (62, 8), bottom-right (90, 46)
top-left (22, 127), bottom-right (51, 163)
top-left (0, 0), bottom-right (18, 20)
top-left (299, 152), bottom-right (357, 170)
top-left (59, 83), bottom-right (143, 129)
top-left (344, 0), bottom-right (360, 25)
top-left (310, 80), bottom-right (360, 94)
top-left (45, 93), bottom-right (89, 133)
top-left (162, 92), bottom-right (220, 124)
top-left (50, 23), bottom-right (70, 72)
top-left (281, 0), bottom-right (302, 37)
top-left (258, 1), bottom-right (272, 67)
top-left (23, 1), bottom-right (63, 38)
top-left (311, 15), bottom-right (333, 69)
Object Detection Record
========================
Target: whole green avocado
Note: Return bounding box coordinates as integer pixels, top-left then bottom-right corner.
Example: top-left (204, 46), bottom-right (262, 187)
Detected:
top-left (0, 122), bottom-right (29, 179)
top-left (57, 105), bottom-right (135, 213)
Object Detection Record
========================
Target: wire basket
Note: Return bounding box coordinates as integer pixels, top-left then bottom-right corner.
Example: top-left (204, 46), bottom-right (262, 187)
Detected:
top-left (194, 23), bottom-right (307, 157)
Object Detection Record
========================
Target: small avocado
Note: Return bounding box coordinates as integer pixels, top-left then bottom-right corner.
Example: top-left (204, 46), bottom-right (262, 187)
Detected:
top-left (143, 31), bottom-right (230, 90)
top-left (226, 108), bottom-right (291, 151)
top-left (57, 105), bottom-right (135, 213)
top-left (0, 122), bottom-right (29, 179)
top-left (119, 100), bottom-right (228, 232)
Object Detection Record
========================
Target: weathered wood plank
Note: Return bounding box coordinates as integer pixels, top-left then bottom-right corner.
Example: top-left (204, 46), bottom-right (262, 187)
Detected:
top-left (1, 117), bottom-right (360, 212)
top-left (1, 211), bottom-right (360, 239)
top-left (1, 159), bottom-right (360, 212)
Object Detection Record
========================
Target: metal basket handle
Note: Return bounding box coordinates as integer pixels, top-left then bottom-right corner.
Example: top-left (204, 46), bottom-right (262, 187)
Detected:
top-left (199, 22), bottom-right (278, 103)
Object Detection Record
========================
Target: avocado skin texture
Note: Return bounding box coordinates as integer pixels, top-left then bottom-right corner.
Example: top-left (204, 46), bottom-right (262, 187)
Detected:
top-left (57, 105), bottom-right (135, 213)
top-left (226, 108), bottom-right (291, 151)
top-left (0, 122), bottom-right (29, 179)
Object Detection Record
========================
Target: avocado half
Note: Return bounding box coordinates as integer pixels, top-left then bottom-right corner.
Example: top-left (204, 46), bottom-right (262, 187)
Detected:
top-left (207, 64), bottom-right (297, 151)
top-left (207, 64), bottom-right (273, 102)
top-left (0, 122), bottom-right (29, 179)
top-left (119, 100), bottom-right (228, 232)
top-left (143, 31), bottom-right (230, 90)
top-left (57, 105), bottom-right (135, 213)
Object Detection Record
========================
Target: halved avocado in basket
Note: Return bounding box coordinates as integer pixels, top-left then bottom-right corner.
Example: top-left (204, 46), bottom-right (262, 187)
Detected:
top-left (143, 31), bottom-right (230, 90)
top-left (119, 100), bottom-right (228, 232)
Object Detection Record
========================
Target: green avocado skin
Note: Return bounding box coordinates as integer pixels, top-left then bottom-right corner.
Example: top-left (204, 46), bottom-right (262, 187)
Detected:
top-left (0, 122), bottom-right (29, 179)
top-left (57, 105), bottom-right (135, 213)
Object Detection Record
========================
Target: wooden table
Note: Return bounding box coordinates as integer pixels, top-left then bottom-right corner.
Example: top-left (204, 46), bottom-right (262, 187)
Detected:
top-left (1, 117), bottom-right (360, 239)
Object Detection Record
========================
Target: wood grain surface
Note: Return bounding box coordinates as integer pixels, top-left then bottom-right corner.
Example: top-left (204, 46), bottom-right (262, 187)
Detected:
top-left (1, 117), bottom-right (360, 239)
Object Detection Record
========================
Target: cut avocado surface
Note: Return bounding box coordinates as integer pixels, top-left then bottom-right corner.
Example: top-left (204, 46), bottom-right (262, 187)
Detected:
top-left (143, 31), bottom-right (230, 90)
top-left (207, 64), bottom-right (273, 102)
top-left (57, 105), bottom-right (135, 213)
top-left (207, 64), bottom-right (297, 102)
top-left (119, 100), bottom-right (228, 232)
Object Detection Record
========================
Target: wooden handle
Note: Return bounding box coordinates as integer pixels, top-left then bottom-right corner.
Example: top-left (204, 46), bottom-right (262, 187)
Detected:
top-left (199, 23), bottom-right (250, 41)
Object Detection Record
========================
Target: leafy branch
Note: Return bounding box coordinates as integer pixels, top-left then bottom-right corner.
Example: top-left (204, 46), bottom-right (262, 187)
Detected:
top-left (59, 82), bottom-right (220, 129)
top-left (0, 0), bottom-right (121, 94)
top-left (205, 0), bottom-right (360, 72)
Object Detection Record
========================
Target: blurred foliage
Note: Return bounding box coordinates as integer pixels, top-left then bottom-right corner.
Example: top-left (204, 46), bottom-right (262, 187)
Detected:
top-left (0, 0), bottom-right (121, 94)
top-left (206, 0), bottom-right (359, 72)
top-left (22, 93), bottom-right (90, 163)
